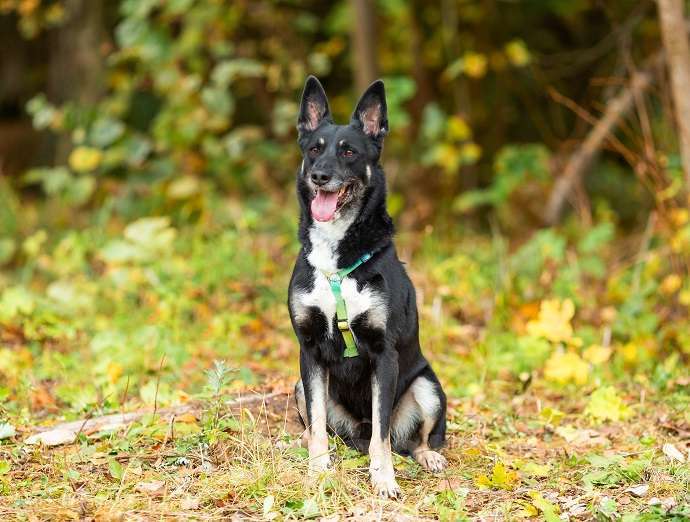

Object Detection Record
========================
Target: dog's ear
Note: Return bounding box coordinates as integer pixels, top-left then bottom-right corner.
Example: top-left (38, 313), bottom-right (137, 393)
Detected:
top-left (297, 76), bottom-right (331, 134)
top-left (351, 80), bottom-right (388, 140)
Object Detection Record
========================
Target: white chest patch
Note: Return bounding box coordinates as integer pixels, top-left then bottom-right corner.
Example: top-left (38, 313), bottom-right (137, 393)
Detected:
top-left (291, 214), bottom-right (388, 336)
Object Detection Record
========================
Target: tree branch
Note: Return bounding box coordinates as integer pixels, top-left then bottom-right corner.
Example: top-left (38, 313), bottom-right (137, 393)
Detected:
top-left (545, 52), bottom-right (665, 225)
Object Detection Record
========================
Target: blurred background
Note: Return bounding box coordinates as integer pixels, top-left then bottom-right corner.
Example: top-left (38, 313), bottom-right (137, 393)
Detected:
top-left (0, 0), bottom-right (688, 413)
top-left (1, 2), bottom-right (690, 518)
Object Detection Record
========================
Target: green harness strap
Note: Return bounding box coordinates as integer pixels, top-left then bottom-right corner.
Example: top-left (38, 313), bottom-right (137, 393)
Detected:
top-left (322, 252), bottom-right (375, 358)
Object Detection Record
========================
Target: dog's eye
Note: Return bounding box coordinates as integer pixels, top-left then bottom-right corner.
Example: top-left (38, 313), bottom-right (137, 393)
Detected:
top-left (309, 146), bottom-right (321, 157)
top-left (342, 148), bottom-right (355, 157)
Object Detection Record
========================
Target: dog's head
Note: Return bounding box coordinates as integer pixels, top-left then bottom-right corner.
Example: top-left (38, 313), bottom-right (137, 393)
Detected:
top-left (296, 76), bottom-right (388, 223)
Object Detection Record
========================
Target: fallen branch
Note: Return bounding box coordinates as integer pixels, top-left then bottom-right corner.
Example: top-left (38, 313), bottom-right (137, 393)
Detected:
top-left (545, 51), bottom-right (665, 225)
top-left (25, 391), bottom-right (286, 446)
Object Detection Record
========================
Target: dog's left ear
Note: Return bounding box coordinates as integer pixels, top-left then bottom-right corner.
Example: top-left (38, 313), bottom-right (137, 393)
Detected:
top-left (351, 80), bottom-right (388, 140)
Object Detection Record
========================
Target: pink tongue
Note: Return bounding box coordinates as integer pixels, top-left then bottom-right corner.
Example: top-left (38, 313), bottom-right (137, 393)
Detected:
top-left (311, 190), bottom-right (339, 221)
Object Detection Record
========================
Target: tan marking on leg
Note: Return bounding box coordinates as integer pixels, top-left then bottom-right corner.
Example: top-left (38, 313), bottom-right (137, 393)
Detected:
top-left (369, 376), bottom-right (400, 498)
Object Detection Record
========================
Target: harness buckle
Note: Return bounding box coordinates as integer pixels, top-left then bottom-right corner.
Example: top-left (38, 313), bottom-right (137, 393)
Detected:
top-left (337, 318), bottom-right (349, 331)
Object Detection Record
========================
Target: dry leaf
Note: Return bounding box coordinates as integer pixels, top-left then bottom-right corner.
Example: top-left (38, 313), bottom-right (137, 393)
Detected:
top-left (136, 480), bottom-right (165, 496)
top-left (180, 496), bottom-right (200, 510)
top-left (626, 484), bottom-right (649, 497)
top-left (25, 429), bottom-right (77, 447)
top-left (175, 413), bottom-right (198, 423)
top-left (662, 443), bottom-right (686, 463)
top-left (555, 426), bottom-right (609, 447)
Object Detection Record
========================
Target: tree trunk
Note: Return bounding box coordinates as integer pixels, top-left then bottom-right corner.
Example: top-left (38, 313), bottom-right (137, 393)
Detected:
top-left (49, 0), bottom-right (105, 163)
top-left (657, 0), bottom-right (690, 190)
top-left (350, 0), bottom-right (378, 92)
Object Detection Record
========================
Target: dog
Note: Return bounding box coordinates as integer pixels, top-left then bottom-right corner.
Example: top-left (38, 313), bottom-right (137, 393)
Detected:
top-left (288, 76), bottom-right (447, 498)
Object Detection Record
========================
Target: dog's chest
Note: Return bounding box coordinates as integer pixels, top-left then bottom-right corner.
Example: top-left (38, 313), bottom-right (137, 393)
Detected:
top-left (291, 222), bottom-right (386, 336)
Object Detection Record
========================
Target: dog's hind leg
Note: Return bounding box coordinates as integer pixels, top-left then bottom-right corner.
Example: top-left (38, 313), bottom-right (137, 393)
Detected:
top-left (297, 379), bottom-right (367, 450)
top-left (294, 380), bottom-right (309, 447)
top-left (392, 375), bottom-right (447, 473)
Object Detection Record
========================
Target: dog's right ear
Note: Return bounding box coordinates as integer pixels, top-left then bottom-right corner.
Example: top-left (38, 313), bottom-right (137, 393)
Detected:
top-left (297, 76), bottom-right (331, 134)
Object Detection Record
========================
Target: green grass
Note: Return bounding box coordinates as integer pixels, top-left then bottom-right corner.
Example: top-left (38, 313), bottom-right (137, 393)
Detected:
top-left (0, 197), bottom-right (688, 520)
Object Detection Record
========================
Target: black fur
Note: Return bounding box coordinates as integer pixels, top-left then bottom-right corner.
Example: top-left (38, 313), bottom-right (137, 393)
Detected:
top-left (288, 76), bottom-right (446, 455)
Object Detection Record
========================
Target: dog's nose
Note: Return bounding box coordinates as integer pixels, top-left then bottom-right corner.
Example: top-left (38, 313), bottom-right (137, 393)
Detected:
top-left (310, 170), bottom-right (332, 186)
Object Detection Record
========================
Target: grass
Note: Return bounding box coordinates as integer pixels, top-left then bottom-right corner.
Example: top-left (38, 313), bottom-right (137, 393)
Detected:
top-left (0, 195), bottom-right (689, 520)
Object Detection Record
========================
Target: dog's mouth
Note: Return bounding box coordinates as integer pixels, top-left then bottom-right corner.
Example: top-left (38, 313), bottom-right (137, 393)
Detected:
top-left (311, 184), bottom-right (356, 222)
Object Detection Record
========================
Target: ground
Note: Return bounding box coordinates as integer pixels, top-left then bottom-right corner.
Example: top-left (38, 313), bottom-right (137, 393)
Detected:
top-left (0, 204), bottom-right (689, 520)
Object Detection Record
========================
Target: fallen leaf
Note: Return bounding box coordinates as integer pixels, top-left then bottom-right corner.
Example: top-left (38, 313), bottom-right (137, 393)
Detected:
top-left (136, 480), bottom-right (165, 496)
top-left (0, 422), bottom-right (16, 440)
top-left (529, 491), bottom-right (560, 522)
top-left (648, 497), bottom-right (677, 509)
top-left (25, 429), bottom-right (77, 447)
top-left (544, 351), bottom-right (589, 385)
top-left (585, 386), bottom-right (632, 422)
top-left (527, 299), bottom-right (576, 344)
top-left (175, 413), bottom-right (198, 424)
top-left (626, 484), bottom-right (649, 497)
top-left (662, 443), bottom-right (686, 463)
top-left (583, 344), bottom-right (612, 364)
top-left (555, 426), bottom-right (609, 447)
top-left (180, 496), bottom-right (200, 510)
top-left (108, 458), bottom-right (124, 480)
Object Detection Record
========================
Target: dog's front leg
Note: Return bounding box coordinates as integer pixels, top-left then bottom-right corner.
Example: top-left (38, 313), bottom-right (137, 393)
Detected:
top-left (300, 352), bottom-right (330, 473)
top-left (369, 350), bottom-right (400, 498)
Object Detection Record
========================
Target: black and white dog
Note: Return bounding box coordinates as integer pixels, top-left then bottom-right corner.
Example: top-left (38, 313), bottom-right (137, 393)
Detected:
top-left (288, 76), bottom-right (447, 498)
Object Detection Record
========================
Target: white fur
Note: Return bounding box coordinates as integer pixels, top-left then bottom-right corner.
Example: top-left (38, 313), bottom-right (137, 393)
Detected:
top-left (327, 400), bottom-right (358, 438)
top-left (307, 368), bottom-right (330, 472)
top-left (366, 164), bottom-right (372, 181)
top-left (390, 377), bottom-right (440, 443)
top-left (369, 375), bottom-right (400, 497)
top-left (292, 211), bottom-right (387, 335)
top-left (410, 377), bottom-right (440, 416)
top-left (391, 390), bottom-right (420, 443)
top-left (341, 278), bottom-right (387, 330)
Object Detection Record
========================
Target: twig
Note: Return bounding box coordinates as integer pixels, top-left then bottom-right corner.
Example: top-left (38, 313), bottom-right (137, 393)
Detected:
top-left (545, 51), bottom-right (665, 225)
top-left (27, 392), bottom-right (285, 438)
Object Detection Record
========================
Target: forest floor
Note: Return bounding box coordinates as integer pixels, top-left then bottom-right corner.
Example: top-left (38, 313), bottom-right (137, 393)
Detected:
top-left (1, 382), bottom-right (689, 521)
top-left (0, 202), bottom-right (689, 520)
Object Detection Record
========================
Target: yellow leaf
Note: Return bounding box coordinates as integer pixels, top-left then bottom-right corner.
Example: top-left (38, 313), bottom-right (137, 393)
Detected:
top-left (106, 362), bottom-right (123, 384)
top-left (69, 146), bottom-right (103, 173)
top-left (621, 342), bottom-right (639, 364)
top-left (463, 52), bottom-right (487, 78)
top-left (491, 462), bottom-right (519, 490)
top-left (526, 298), bottom-right (576, 344)
top-left (175, 413), bottom-right (198, 424)
top-left (447, 116), bottom-right (471, 141)
top-left (544, 351), bottom-right (589, 385)
top-left (660, 274), bottom-right (682, 295)
top-left (585, 386), bottom-right (632, 423)
top-left (433, 143), bottom-right (461, 172)
top-left (670, 208), bottom-right (689, 227)
top-left (459, 143), bottom-right (482, 164)
top-left (476, 462), bottom-right (519, 490)
top-left (505, 39), bottom-right (531, 67)
top-left (583, 344), bottom-right (612, 365)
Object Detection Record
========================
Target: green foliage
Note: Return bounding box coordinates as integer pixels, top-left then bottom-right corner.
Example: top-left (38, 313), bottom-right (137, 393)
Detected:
top-left (454, 144), bottom-right (551, 213)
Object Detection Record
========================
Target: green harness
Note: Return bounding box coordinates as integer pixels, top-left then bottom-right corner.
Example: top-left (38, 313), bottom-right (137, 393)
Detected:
top-left (321, 251), bottom-right (375, 358)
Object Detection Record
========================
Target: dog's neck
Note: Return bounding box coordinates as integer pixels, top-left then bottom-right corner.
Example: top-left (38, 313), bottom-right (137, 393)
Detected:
top-left (299, 172), bottom-right (394, 271)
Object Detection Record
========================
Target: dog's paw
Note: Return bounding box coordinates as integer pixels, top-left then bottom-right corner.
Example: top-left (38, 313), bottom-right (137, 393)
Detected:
top-left (414, 450), bottom-right (447, 473)
top-left (370, 467), bottom-right (401, 499)
top-left (371, 475), bottom-right (401, 499)
top-left (308, 452), bottom-right (331, 474)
